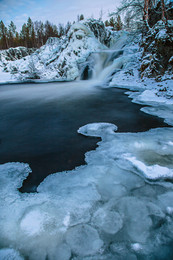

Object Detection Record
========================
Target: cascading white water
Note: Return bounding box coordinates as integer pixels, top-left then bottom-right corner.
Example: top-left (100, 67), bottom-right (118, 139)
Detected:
top-left (81, 31), bottom-right (130, 83)
top-left (91, 50), bottom-right (124, 80)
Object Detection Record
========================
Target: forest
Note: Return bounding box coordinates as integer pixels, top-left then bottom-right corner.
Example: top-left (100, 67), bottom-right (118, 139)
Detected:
top-left (0, 12), bottom-right (125, 50)
top-left (0, 0), bottom-right (172, 51)
top-left (0, 18), bottom-right (72, 49)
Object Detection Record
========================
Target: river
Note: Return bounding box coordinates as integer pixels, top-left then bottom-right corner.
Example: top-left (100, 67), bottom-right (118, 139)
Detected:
top-left (0, 80), bottom-right (168, 192)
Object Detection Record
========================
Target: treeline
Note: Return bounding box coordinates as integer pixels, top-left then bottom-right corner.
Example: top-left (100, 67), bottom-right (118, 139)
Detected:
top-left (0, 18), bottom-right (74, 50)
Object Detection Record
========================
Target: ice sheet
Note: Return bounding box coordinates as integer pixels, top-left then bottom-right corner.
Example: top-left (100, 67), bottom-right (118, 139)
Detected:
top-left (0, 122), bottom-right (173, 259)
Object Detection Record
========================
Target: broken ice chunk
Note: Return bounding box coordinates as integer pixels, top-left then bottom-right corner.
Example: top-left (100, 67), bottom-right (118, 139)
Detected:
top-left (117, 197), bottom-right (152, 243)
top-left (92, 207), bottom-right (123, 234)
top-left (48, 243), bottom-right (71, 260)
top-left (78, 122), bottom-right (117, 137)
top-left (66, 224), bottom-right (103, 256)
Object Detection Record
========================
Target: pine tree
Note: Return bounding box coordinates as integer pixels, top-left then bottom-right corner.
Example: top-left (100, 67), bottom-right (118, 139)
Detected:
top-left (52, 25), bottom-right (58, 37)
top-left (79, 14), bottom-right (84, 21)
top-left (58, 23), bottom-right (65, 37)
top-left (116, 15), bottom-right (123, 31)
top-left (45, 21), bottom-right (54, 40)
top-left (31, 27), bottom-right (36, 47)
top-left (109, 17), bottom-right (116, 30)
top-left (8, 21), bottom-right (16, 47)
top-left (20, 23), bottom-right (27, 47)
top-left (0, 20), bottom-right (9, 49)
top-left (105, 20), bottom-right (110, 27)
top-left (14, 32), bottom-right (20, 47)
top-left (26, 17), bottom-right (34, 47)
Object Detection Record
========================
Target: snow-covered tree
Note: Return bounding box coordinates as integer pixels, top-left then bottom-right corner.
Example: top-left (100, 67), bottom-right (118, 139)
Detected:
top-left (111, 0), bottom-right (144, 29)
top-left (58, 23), bottom-right (65, 37)
top-left (65, 21), bottom-right (71, 35)
top-left (124, 11), bottom-right (131, 29)
top-left (112, 0), bottom-right (171, 30)
top-left (8, 21), bottom-right (16, 47)
top-left (27, 58), bottom-right (40, 79)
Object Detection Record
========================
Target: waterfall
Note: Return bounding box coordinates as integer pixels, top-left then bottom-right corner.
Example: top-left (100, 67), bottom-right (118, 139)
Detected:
top-left (80, 32), bottom-right (129, 83)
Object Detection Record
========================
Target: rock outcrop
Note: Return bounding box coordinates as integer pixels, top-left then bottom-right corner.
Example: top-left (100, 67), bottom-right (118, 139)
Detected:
top-left (0, 47), bottom-right (35, 64)
top-left (83, 19), bottom-right (112, 46)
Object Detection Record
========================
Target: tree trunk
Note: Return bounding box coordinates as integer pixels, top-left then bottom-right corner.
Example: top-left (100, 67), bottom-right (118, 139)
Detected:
top-left (143, 0), bottom-right (151, 31)
top-left (161, 0), bottom-right (167, 23)
top-left (144, 0), bottom-right (149, 21)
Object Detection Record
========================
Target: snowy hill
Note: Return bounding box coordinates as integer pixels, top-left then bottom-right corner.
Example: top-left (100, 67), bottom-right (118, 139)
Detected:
top-left (0, 21), bottom-right (108, 82)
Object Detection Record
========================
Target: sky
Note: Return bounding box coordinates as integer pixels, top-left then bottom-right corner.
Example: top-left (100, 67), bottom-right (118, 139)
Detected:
top-left (0, 0), bottom-right (121, 30)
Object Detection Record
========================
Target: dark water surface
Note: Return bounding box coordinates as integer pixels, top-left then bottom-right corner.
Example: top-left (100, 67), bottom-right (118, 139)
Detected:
top-left (0, 81), bottom-right (168, 192)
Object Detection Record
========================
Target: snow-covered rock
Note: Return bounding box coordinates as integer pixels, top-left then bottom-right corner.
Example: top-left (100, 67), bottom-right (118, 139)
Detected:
top-left (83, 18), bottom-right (111, 46)
top-left (0, 46), bottom-right (34, 64)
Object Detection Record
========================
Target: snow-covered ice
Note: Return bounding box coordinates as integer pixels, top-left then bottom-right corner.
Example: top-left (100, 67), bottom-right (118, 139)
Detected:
top-left (0, 121), bottom-right (173, 259)
top-left (66, 224), bottom-right (103, 256)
